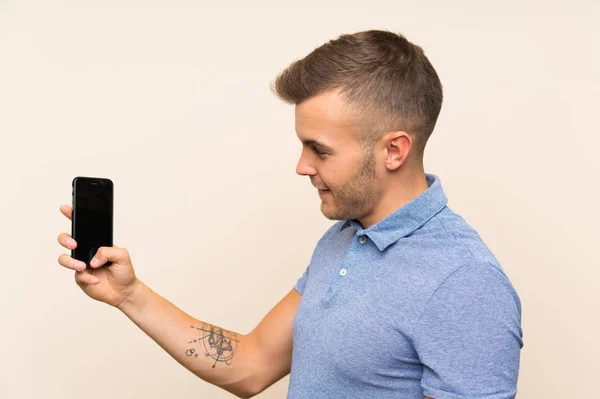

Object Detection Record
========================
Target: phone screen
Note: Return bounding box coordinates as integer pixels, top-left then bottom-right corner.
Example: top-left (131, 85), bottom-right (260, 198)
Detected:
top-left (72, 177), bottom-right (113, 267)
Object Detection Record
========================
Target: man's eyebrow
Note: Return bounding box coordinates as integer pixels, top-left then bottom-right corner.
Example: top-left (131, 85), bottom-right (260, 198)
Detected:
top-left (301, 139), bottom-right (334, 151)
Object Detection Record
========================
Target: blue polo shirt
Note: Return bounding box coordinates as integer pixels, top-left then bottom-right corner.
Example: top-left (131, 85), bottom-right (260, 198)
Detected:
top-left (288, 173), bottom-right (523, 399)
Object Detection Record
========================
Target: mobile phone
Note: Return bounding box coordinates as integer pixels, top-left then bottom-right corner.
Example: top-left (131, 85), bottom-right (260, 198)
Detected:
top-left (71, 176), bottom-right (113, 268)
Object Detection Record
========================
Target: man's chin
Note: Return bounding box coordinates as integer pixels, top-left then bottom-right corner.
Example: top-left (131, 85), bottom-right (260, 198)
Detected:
top-left (320, 204), bottom-right (347, 221)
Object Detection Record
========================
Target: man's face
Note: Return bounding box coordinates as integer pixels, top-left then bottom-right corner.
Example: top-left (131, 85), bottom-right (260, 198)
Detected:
top-left (295, 90), bottom-right (383, 222)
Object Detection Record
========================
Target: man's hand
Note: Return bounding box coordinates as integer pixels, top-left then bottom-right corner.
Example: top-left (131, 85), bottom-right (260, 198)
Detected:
top-left (57, 204), bottom-right (139, 308)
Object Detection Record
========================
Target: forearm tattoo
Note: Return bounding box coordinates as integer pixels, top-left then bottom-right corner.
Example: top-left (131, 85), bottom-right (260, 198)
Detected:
top-left (185, 323), bottom-right (240, 368)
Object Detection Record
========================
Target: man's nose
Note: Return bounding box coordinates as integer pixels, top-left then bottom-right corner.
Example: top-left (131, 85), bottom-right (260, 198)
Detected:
top-left (296, 155), bottom-right (316, 176)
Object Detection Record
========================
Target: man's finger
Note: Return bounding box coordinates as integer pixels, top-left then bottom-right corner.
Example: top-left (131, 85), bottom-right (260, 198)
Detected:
top-left (58, 253), bottom-right (87, 271)
top-left (57, 232), bottom-right (77, 250)
top-left (75, 270), bottom-right (99, 285)
top-left (90, 246), bottom-right (129, 268)
top-left (60, 204), bottom-right (73, 221)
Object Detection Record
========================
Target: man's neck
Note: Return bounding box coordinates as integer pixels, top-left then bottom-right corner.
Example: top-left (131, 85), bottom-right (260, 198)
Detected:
top-left (358, 169), bottom-right (430, 229)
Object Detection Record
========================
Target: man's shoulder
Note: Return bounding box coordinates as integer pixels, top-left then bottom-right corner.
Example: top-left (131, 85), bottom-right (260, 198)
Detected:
top-left (423, 206), bottom-right (502, 267)
top-left (393, 206), bottom-right (512, 296)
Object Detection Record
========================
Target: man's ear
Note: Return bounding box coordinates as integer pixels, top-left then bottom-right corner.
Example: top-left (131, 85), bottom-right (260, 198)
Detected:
top-left (383, 131), bottom-right (412, 171)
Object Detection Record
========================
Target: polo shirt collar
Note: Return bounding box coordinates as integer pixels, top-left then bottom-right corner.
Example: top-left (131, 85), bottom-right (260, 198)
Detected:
top-left (340, 173), bottom-right (448, 251)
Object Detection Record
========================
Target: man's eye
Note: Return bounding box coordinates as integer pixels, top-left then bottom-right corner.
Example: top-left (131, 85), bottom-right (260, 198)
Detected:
top-left (313, 146), bottom-right (327, 157)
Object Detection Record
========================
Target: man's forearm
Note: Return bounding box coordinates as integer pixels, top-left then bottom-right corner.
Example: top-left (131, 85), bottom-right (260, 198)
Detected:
top-left (117, 279), bottom-right (261, 398)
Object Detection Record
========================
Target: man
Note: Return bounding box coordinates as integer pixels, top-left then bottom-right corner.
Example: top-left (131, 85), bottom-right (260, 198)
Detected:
top-left (57, 30), bottom-right (523, 399)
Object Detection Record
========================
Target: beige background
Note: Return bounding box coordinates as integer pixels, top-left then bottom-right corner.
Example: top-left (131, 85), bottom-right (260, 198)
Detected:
top-left (1, 0), bottom-right (598, 398)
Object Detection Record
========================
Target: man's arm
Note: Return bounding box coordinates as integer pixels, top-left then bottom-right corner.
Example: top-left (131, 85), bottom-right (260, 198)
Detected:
top-left (413, 265), bottom-right (522, 399)
top-left (118, 280), bottom-right (301, 398)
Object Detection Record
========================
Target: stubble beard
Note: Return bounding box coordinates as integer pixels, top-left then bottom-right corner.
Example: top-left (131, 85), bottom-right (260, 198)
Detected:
top-left (321, 150), bottom-right (382, 221)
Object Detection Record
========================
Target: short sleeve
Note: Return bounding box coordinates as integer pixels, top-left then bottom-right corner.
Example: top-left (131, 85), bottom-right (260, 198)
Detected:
top-left (294, 265), bottom-right (309, 295)
top-left (411, 264), bottom-right (523, 399)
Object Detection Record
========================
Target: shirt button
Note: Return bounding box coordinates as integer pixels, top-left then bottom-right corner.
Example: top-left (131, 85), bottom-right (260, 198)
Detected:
top-left (339, 268), bottom-right (348, 277)
top-left (359, 236), bottom-right (367, 244)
